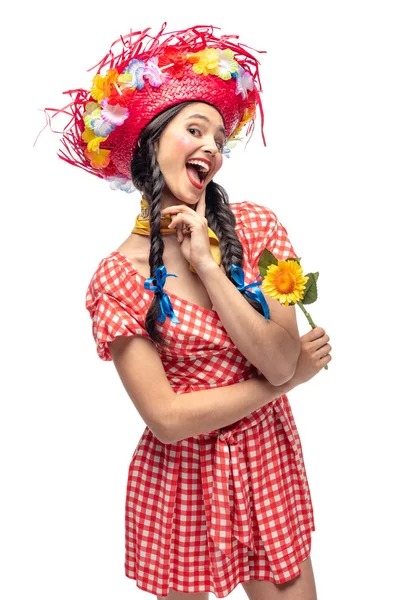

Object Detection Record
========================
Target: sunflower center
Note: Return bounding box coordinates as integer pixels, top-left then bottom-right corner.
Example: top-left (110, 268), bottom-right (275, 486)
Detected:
top-left (275, 272), bottom-right (296, 294)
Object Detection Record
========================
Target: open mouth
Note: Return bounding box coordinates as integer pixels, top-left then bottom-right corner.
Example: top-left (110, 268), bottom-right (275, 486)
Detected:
top-left (185, 161), bottom-right (209, 189)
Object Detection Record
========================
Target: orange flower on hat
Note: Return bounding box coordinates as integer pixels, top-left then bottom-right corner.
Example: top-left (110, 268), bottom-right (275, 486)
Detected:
top-left (91, 69), bottom-right (120, 102)
top-left (187, 48), bottom-right (219, 76)
top-left (84, 147), bottom-right (111, 169)
top-left (230, 105), bottom-right (257, 140)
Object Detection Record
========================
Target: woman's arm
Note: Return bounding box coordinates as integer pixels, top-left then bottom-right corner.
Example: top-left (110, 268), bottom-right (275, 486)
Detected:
top-left (108, 327), bottom-right (331, 445)
top-left (196, 261), bottom-right (301, 385)
top-left (167, 374), bottom-right (290, 443)
top-left (167, 326), bottom-right (331, 443)
top-left (161, 201), bottom-right (300, 386)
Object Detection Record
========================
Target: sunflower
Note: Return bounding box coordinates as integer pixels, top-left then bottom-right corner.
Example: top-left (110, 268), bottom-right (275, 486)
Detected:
top-left (261, 259), bottom-right (308, 306)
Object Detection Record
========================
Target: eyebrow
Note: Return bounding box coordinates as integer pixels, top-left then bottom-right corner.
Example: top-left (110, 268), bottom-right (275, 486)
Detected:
top-left (185, 113), bottom-right (226, 137)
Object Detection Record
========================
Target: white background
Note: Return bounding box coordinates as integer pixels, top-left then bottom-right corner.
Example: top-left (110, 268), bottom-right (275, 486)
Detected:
top-left (2, 1), bottom-right (399, 598)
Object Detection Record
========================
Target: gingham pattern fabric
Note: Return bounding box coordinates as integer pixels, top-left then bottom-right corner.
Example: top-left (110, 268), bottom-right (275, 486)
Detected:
top-left (85, 201), bottom-right (315, 598)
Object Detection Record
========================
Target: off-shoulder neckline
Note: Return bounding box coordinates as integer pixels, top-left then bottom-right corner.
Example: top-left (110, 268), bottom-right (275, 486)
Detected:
top-left (102, 201), bottom-right (260, 318)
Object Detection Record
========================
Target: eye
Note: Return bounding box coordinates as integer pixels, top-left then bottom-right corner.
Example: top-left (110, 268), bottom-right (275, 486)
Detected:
top-left (188, 127), bottom-right (225, 152)
top-left (188, 127), bottom-right (201, 136)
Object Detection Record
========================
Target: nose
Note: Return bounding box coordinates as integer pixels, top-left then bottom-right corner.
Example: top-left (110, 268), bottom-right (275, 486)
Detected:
top-left (200, 133), bottom-right (220, 156)
top-left (203, 141), bottom-right (219, 156)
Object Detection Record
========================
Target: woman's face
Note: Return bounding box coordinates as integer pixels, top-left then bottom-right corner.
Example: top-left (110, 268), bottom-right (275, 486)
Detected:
top-left (155, 102), bottom-right (226, 209)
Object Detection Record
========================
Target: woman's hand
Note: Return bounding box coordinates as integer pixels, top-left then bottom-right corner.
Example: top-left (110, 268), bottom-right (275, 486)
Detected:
top-left (160, 191), bottom-right (215, 272)
top-left (289, 326), bottom-right (332, 388)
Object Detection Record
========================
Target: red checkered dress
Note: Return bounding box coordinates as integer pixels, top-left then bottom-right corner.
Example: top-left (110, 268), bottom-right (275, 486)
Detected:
top-left (85, 201), bottom-right (315, 598)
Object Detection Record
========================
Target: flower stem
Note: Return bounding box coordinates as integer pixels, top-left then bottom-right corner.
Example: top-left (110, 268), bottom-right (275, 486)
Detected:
top-left (298, 302), bottom-right (328, 370)
top-left (298, 301), bottom-right (316, 327)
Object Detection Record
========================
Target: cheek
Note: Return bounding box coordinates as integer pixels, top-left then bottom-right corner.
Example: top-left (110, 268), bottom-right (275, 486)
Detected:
top-left (159, 135), bottom-right (194, 174)
top-left (158, 133), bottom-right (193, 164)
top-left (175, 133), bottom-right (195, 150)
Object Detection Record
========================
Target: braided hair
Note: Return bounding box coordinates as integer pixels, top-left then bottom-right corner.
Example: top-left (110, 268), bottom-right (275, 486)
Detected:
top-left (130, 101), bottom-right (264, 345)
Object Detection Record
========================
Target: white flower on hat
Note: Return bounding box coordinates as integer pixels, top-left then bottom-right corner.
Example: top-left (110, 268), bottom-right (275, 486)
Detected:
top-left (106, 175), bottom-right (136, 193)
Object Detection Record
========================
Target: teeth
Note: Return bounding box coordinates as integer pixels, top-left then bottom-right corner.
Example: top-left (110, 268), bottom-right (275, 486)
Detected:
top-left (186, 159), bottom-right (210, 173)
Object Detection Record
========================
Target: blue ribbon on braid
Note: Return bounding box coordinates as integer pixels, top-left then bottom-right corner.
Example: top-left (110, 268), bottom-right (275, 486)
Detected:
top-left (231, 264), bottom-right (270, 320)
top-left (144, 266), bottom-right (180, 324)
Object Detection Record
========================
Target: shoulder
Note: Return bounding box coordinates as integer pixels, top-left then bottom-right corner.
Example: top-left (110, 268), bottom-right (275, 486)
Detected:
top-left (229, 200), bottom-right (281, 233)
top-left (86, 253), bottom-right (129, 298)
top-left (85, 252), bottom-right (143, 317)
top-left (84, 253), bottom-right (152, 362)
top-left (229, 200), bottom-right (297, 265)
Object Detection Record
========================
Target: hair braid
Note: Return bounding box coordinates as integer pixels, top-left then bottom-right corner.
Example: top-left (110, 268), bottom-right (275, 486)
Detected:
top-left (131, 102), bottom-right (193, 345)
top-left (206, 181), bottom-right (264, 316)
top-left (141, 142), bottom-right (166, 344)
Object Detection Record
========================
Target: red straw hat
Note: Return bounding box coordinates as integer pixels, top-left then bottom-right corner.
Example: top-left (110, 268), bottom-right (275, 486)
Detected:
top-left (46, 23), bottom-right (266, 191)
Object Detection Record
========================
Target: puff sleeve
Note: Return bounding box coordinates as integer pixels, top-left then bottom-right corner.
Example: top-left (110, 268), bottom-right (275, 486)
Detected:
top-left (85, 256), bottom-right (151, 361)
top-left (234, 200), bottom-right (298, 270)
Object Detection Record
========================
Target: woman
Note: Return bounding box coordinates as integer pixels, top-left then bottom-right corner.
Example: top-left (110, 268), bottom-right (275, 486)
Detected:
top-left (52, 24), bottom-right (331, 600)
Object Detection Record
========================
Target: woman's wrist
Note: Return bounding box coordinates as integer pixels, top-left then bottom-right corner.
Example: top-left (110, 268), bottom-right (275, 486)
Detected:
top-left (193, 259), bottom-right (220, 279)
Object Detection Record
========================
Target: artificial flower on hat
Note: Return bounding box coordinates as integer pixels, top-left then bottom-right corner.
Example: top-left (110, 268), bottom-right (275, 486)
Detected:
top-left (258, 249), bottom-right (328, 370)
top-left (44, 23), bottom-right (266, 191)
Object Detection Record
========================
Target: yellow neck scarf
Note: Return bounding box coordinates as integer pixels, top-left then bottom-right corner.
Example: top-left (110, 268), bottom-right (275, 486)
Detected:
top-left (131, 197), bottom-right (221, 274)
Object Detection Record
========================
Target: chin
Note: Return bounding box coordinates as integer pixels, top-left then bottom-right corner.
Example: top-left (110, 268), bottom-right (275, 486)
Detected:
top-left (163, 178), bottom-right (207, 206)
top-left (175, 190), bottom-right (202, 206)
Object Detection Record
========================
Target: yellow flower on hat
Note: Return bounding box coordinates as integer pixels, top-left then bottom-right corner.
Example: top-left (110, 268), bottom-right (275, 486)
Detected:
top-left (82, 128), bottom-right (108, 152)
top-left (83, 102), bottom-right (101, 129)
top-left (261, 259), bottom-right (308, 306)
top-left (118, 71), bottom-right (134, 89)
top-left (187, 48), bottom-right (219, 76)
top-left (91, 69), bottom-right (120, 102)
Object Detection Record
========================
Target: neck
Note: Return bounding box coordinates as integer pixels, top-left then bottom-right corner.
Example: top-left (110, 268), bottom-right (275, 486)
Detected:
top-left (153, 189), bottom-right (200, 212)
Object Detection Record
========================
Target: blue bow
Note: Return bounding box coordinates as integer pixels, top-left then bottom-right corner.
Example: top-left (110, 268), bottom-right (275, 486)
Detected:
top-left (231, 264), bottom-right (270, 320)
top-left (144, 266), bottom-right (180, 324)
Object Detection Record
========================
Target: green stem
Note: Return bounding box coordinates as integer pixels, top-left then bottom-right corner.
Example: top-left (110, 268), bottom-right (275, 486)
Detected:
top-left (298, 302), bottom-right (328, 370)
top-left (298, 301), bottom-right (316, 327)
